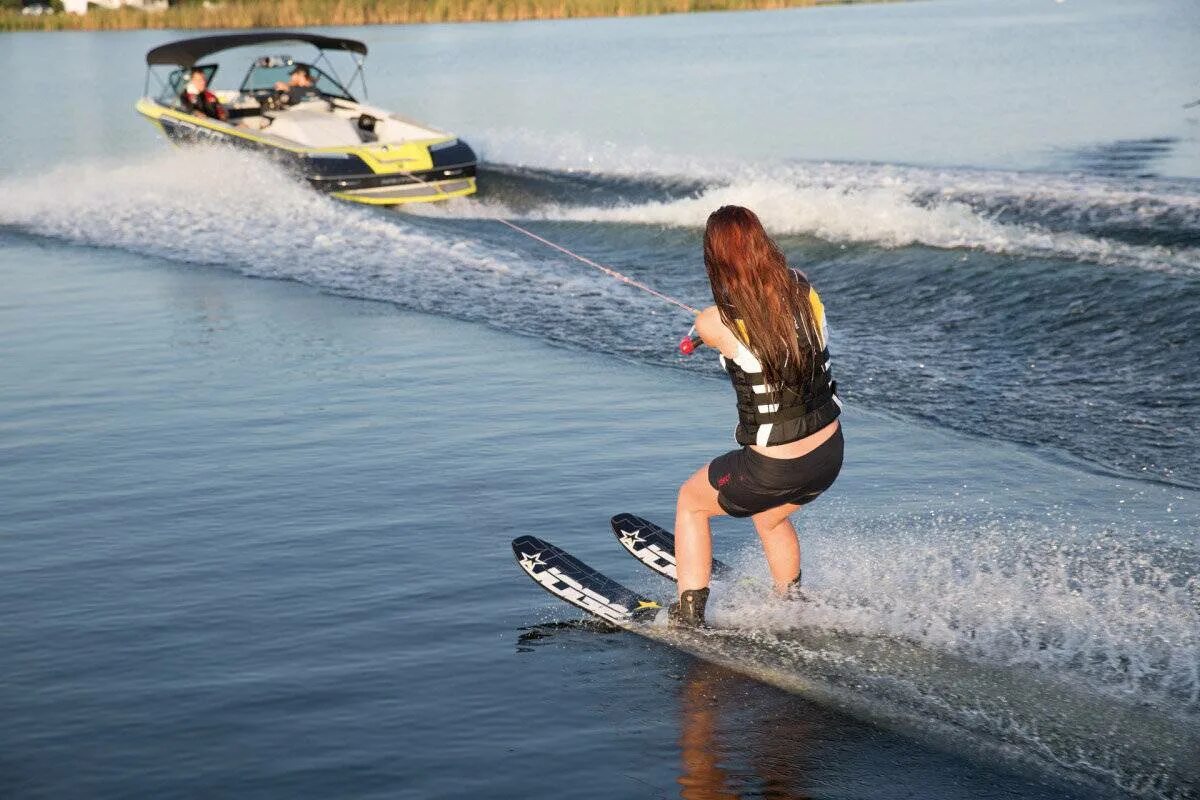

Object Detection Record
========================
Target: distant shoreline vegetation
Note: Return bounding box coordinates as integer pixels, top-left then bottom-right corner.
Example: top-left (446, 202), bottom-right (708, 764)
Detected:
top-left (0, 0), bottom-right (890, 32)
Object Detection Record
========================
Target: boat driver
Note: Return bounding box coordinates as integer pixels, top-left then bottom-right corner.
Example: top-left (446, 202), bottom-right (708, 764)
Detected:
top-left (179, 68), bottom-right (228, 122)
top-left (273, 65), bottom-right (320, 106)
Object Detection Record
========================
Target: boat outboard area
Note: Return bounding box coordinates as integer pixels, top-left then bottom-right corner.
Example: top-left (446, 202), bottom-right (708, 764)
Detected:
top-left (135, 32), bottom-right (478, 205)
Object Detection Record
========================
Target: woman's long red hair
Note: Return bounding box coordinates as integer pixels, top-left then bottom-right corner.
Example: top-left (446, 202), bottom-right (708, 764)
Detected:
top-left (703, 206), bottom-right (821, 388)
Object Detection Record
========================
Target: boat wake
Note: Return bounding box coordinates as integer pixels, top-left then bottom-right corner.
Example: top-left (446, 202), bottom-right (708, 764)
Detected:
top-left (5, 143), bottom-right (1198, 283)
top-left (2, 145), bottom-right (1199, 490)
top-left (0, 148), bottom-right (524, 303)
top-left (421, 128), bottom-right (1200, 275)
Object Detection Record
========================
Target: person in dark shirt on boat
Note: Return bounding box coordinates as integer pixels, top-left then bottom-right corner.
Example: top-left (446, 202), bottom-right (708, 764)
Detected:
top-left (273, 65), bottom-right (320, 106)
top-left (179, 68), bottom-right (228, 122)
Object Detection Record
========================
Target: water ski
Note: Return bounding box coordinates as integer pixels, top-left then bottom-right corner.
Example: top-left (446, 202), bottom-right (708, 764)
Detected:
top-left (610, 513), bottom-right (733, 582)
top-left (512, 535), bottom-right (662, 627)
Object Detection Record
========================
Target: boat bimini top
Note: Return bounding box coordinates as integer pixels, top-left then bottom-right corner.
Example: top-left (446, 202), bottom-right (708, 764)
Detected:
top-left (145, 32), bottom-right (368, 66)
top-left (136, 32), bottom-right (478, 205)
top-left (143, 32), bottom-right (369, 106)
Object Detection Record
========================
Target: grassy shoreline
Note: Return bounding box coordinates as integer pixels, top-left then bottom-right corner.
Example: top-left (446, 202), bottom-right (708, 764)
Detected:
top-left (1, 0), bottom-right (884, 32)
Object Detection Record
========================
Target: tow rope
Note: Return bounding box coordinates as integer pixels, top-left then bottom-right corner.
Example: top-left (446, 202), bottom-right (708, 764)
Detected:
top-left (392, 165), bottom-right (703, 352)
top-left (492, 218), bottom-right (699, 316)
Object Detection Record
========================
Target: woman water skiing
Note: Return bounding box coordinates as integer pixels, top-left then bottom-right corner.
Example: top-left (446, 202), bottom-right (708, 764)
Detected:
top-left (670, 206), bottom-right (843, 627)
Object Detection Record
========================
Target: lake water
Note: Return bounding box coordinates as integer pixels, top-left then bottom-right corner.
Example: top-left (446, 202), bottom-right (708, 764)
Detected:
top-left (1, 0), bottom-right (1198, 797)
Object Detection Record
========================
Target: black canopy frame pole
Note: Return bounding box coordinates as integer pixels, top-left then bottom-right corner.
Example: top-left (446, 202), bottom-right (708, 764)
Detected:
top-left (143, 65), bottom-right (172, 101)
top-left (311, 50), bottom-right (367, 101)
top-left (352, 55), bottom-right (368, 101)
top-left (314, 50), bottom-right (342, 90)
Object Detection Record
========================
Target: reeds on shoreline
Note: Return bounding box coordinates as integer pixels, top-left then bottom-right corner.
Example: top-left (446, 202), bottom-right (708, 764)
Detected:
top-left (1, 0), bottom-right (878, 32)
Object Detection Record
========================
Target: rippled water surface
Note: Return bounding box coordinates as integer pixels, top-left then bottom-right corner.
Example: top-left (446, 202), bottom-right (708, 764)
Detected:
top-left (2, 0), bottom-right (1198, 798)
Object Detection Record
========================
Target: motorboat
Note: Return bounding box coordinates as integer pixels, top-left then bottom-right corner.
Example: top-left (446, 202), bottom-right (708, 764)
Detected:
top-left (136, 32), bottom-right (477, 205)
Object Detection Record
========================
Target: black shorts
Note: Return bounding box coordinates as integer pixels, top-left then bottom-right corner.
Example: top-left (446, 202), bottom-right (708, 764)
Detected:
top-left (707, 426), bottom-right (844, 518)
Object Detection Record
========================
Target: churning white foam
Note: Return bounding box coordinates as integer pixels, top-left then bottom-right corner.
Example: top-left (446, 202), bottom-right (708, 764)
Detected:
top-left (688, 512), bottom-right (1200, 799)
top-left (709, 513), bottom-right (1200, 713)
top-left (0, 148), bottom-right (513, 279)
top-left (462, 128), bottom-right (1200, 274)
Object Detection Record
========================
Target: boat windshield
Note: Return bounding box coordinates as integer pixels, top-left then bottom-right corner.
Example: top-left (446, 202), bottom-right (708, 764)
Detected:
top-left (239, 56), bottom-right (356, 102)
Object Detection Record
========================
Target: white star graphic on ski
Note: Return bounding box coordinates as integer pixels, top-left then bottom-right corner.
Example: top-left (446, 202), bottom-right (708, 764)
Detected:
top-left (519, 551), bottom-right (547, 571)
top-left (619, 529), bottom-right (646, 548)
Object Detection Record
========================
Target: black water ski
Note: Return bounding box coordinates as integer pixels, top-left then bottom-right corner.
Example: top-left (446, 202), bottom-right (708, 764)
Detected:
top-left (610, 513), bottom-right (733, 582)
top-left (512, 535), bottom-right (662, 626)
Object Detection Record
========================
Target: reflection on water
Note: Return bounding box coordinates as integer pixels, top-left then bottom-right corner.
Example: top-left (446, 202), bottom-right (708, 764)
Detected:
top-left (667, 655), bottom-right (1099, 800)
top-left (515, 622), bottom-right (1104, 800)
top-left (677, 660), bottom-right (809, 800)
top-left (677, 661), bottom-right (740, 800)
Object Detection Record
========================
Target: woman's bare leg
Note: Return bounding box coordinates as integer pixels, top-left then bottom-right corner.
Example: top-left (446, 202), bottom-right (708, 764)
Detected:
top-left (751, 502), bottom-right (804, 593)
top-left (674, 465), bottom-right (727, 595)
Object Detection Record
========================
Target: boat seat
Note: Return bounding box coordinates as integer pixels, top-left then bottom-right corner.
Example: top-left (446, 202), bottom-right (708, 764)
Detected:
top-left (238, 116), bottom-right (272, 131)
top-left (265, 109), bottom-right (363, 148)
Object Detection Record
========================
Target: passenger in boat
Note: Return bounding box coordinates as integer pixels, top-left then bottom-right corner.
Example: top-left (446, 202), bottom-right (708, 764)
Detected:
top-left (273, 65), bottom-right (320, 106)
top-left (179, 68), bottom-right (228, 122)
top-left (669, 206), bottom-right (843, 628)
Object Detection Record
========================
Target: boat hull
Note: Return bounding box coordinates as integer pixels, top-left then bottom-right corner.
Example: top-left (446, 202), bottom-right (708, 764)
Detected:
top-left (136, 98), bottom-right (477, 205)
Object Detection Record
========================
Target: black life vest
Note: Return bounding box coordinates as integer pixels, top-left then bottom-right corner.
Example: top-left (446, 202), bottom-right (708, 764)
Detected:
top-left (718, 278), bottom-right (841, 447)
top-left (180, 89), bottom-right (228, 122)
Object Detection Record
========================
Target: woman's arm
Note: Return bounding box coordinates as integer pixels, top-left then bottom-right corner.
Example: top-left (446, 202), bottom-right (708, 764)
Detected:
top-left (694, 305), bottom-right (741, 358)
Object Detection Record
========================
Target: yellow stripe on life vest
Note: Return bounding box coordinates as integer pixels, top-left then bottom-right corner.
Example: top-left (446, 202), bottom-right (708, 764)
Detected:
top-left (732, 287), bottom-right (826, 347)
top-left (808, 287), bottom-right (827, 348)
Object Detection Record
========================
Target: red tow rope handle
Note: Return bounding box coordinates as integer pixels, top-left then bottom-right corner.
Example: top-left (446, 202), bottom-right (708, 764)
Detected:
top-left (678, 325), bottom-right (703, 356)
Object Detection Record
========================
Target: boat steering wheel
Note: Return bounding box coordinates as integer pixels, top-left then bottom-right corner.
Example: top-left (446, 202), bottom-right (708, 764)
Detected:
top-left (252, 87), bottom-right (291, 112)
